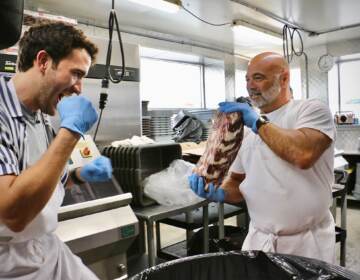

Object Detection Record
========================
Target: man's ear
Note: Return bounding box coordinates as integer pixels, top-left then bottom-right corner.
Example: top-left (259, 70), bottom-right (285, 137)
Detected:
top-left (35, 50), bottom-right (51, 74)
top-left (279, 70), bottom-right (290, 89)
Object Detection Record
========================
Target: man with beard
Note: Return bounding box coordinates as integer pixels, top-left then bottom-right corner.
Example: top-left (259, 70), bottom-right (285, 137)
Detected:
top-left (189, 52), bottom-right (336, 263)
top-left (0, 22), bottom-right (112, 279)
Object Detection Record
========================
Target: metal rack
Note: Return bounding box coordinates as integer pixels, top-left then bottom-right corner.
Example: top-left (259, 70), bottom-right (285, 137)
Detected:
top-left (133, 200), bottom-right (210, 267)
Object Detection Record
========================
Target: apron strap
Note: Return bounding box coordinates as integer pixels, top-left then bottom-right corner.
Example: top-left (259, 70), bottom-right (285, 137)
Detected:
top-left (262, 232), bottom-right (278, 252)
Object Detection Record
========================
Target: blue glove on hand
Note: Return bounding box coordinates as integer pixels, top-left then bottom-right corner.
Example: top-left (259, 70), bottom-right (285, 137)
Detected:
top-left (218, 101), bottom-right (260, 134)
top-left (188, 173), bottom-right (226, 202)
top-left (80, 156), bottom-right (113, 182)
top-left (206, 183), bottom-right (226, 202)
top-left (57, 96), bottom-right (98, 137)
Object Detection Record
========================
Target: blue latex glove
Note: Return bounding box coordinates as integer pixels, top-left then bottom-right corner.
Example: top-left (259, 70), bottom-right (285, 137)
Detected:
top-left (188, 173), bottom-right (226, 202)
top-left (80, 156), bottom-right (113, 182)
top-left (218, 101), bottom-right (260, 134)
top-left (57, 96), bottom-right (98, 137)
top-left (206, 183), bottom-right (226, 202)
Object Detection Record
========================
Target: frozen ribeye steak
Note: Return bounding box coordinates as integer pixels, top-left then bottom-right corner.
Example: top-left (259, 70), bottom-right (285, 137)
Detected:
top-left (193, 111), bottom-right (244, 186)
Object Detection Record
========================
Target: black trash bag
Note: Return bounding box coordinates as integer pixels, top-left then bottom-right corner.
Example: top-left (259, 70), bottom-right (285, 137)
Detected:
top-left (172, 110), bottom-right (203, 143)
top-left (130, 251), bottom-right (360, 280)
top-left (187, 225), bottom-right (247, 256)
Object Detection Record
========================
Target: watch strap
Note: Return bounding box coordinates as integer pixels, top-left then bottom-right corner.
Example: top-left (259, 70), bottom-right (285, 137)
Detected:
top-left (256, 115), bottom-right (270, 132)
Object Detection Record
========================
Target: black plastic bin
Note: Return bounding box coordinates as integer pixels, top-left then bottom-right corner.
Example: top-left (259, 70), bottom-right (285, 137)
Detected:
top-left (130, 251), bottom-right (360, 280)
top-left (102, 143), bottom-right (182, 207)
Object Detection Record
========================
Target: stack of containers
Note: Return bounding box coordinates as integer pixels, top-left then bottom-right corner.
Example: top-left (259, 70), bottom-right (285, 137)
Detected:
top-left (141, 100), bottom-right (152, 138)
top-left (102, 143), bottom-right (182, 207)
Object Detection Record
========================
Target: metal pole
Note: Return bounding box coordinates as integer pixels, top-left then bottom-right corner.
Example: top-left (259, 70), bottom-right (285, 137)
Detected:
top-left (202, 204), bottom-right (209, 253)
top-left (337, 62), bottom-right (342, 112)
top-left (218, 202), bottom-right (225, 252)
top-left (201, 64), bottom-right (206, 109)
top-left (146, 220), bottom-right (155, 267)
top-left (304, 53), bottom-right (309, 99)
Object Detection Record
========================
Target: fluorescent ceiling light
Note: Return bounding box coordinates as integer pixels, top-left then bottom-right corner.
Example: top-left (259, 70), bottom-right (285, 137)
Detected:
top-left (232, 20), bottom-right (282, 46)
top-left (128, 0), bottom-right (181, 13)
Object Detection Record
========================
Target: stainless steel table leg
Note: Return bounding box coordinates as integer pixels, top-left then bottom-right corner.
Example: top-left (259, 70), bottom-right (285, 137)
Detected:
top-left (146, 220), bottom-right (155, 267)
top-left (202, 204), bottom-right (209, 253)
top-left (341, 194), bottom-right (347, 232)
top-left (185, 211), bottom-right (194, 254)
top-left (340, 194), bottom-right (347, 266)
top-left (218, 202), bottom-right (225, 238)
top-left (218, 202), bottom-right (225, 252)
top-left (155, 221), bottom-right (161, 253)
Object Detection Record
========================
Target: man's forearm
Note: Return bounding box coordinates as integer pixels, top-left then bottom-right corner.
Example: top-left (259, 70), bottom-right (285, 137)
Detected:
top-left (258, 123), bottom-right (331, 169)
top-left (0, 128), bottom-right (79, 231)
top-left (222, 173), bottom-right (245, 204)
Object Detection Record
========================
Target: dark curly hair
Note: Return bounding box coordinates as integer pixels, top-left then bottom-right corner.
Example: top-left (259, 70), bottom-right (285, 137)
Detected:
top-left (17, 21), bottom-right (98, 72)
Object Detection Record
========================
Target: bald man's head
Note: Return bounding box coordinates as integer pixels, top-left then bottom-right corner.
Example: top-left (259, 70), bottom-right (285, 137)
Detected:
top-left (245, 52), bottom-right (291, 112)
top-left (249, 52), bottom-right (289, 74)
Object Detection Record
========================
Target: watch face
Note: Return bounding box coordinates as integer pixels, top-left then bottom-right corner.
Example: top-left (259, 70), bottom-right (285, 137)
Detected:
top-left (260, 115), bottom-right (269, 122)
top-left (256, 115), bottom-right (269, 131)
top-left (318, 54), bottom-right (334, 72)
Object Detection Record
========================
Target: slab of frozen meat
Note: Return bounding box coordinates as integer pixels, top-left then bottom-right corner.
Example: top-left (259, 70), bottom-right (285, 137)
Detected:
top-left (193, 111), bottom-right (244, 186)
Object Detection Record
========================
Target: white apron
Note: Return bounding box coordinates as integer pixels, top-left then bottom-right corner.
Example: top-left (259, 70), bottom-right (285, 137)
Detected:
top-left (229, 100), bottom-right (337, 264)
top-left (0, 184), bottom-right (98, 280)
top-left (242, 210), bottom-right (336, 264)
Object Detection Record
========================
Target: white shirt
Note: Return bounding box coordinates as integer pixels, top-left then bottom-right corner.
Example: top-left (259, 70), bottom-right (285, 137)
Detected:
top-left (0, 79), bottom-right (66, 243)
top-left (230, 99), bottom-right (336, 234)
top-left (0, 78), bottom-right (97, 279)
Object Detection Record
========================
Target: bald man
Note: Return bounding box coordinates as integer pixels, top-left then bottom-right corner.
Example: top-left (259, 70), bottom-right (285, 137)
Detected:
top-left (189, 52), bottom-right (336, 263)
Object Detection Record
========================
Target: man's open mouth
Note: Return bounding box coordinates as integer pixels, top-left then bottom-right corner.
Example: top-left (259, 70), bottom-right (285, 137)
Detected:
top-left (250, 92), bottom-right (262, 98)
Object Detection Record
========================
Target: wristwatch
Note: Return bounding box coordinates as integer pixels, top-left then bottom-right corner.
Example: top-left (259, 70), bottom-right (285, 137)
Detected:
top-left (256, 115), bottom-right (270, 131)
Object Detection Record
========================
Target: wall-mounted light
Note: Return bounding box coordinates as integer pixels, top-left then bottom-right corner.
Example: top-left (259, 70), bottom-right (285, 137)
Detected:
top-left (232, 19), bottom-right (282, 45)
top-left (128, 0), bottom-right (181, 13)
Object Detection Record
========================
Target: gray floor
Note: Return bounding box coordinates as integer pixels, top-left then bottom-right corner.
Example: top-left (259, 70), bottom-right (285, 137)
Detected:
top-left (339, 202), bottom-right (360, 274)
top-left (128, 201), bottom-right (360, 276)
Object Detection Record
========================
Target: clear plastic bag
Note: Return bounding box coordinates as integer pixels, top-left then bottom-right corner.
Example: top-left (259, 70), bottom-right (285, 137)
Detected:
top-left (144, 159), bottom-right (204, 206)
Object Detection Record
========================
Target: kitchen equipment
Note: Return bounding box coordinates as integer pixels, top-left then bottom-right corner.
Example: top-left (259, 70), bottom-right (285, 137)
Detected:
top-left (56, 135), bottom-right (139, 280)
top-left (102, 143), bottom-right (182, 207)
top-left (335, 111), bottom-right (355, 125)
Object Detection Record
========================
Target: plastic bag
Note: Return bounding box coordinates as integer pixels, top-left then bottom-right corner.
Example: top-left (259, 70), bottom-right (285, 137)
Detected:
top-left (111, 135), bottom-right (155, 147)
top-left (172, 110), bottom-right (203, 143)
top-left (144, 159), bottom-right (204, 206)
top-left (130, 251), bottom-right (359, 280)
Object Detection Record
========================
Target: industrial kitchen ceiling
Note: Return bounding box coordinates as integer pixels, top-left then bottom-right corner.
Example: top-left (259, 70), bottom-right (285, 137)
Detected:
top-left (23, 0), bottom-right (360, 58)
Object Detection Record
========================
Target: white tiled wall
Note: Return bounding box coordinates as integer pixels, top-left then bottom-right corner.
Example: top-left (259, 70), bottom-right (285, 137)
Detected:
top-left (336, 126), bottom-right (360, 151)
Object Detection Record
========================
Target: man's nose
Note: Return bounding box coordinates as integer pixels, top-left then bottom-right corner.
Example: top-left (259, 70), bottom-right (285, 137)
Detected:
top-left (248, 80), bottom-right (260, 93)
top-left (72, 80), bottom-right (82, 95)
top-left (247, 78), bottom-right (256, 89)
